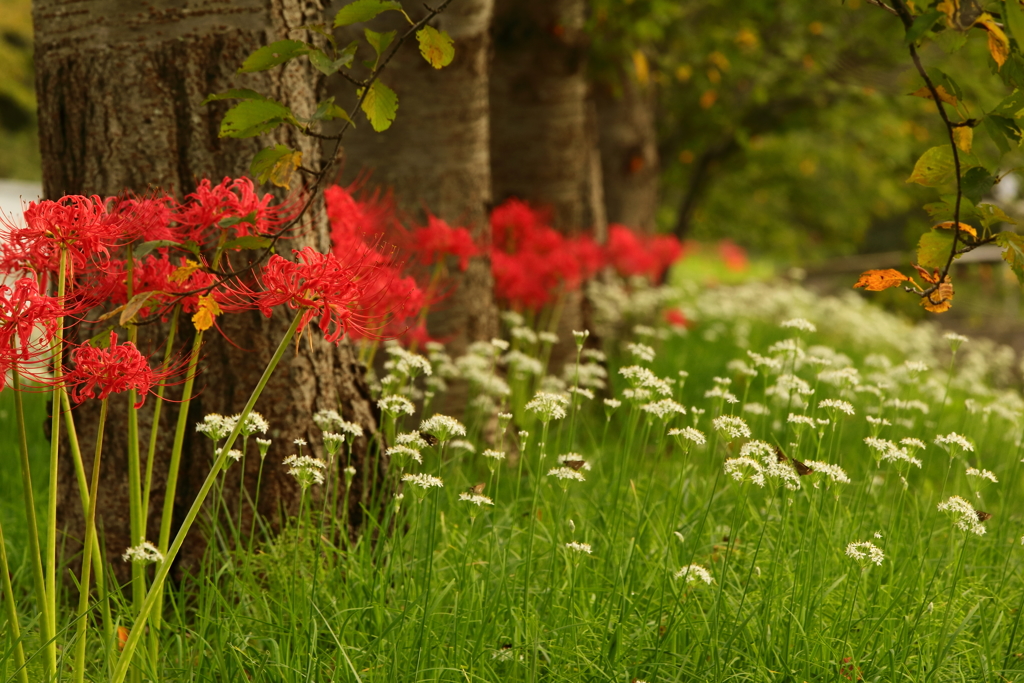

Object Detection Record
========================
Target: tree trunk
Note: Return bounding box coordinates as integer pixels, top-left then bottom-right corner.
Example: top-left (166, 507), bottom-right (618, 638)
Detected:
top-left (333, 0), bottom-right (497, 354)
top-left (595, 73), bottom-right (659, 233)
top-left (489, 0), bottom-right (602, 361)
top-left (33, 0), bottom-right (381, 577)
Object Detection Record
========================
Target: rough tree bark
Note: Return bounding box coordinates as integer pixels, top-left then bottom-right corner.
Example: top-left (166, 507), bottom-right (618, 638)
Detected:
top-left (595, 72), bottom-right (659, 233)
top-left (333, 0), bottom-right (497, 354)
top-left (33, 0), bottom-right (381, 576)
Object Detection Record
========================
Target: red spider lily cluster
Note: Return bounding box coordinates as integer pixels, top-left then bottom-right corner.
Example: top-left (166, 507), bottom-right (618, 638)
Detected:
top-left (324, 185), bottom-right (688, 326)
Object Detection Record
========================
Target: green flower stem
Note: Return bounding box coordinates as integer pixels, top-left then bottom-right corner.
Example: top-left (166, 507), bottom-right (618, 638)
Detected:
top-left (111, 310), bottom-right (303, 683)
top-left (150, 328), bottom-right (204, 643)
top-left (141, 305), bottom-right (180, 519)
top-left (43, 249), bottom-right (68, 680)
top-left (11, 367), bottom-right (51, 679)
top-left (73, 398), bottom-right (107, 683)
top-left (0, 517), bottom-right (29, 683)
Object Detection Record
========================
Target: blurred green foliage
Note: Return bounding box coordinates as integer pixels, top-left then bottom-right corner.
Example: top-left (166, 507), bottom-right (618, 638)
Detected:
top-left (0, 0), bottom-right (39, 180)
top-left (589, 0), bottom-right (1022, 262)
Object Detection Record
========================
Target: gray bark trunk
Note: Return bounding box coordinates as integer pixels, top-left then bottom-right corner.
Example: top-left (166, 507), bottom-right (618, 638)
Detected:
top-left (595, 73), bottom-right (659, 233)
top-left (33, 0), bottom-right (381, 577)
top-left (331, 0), bottom-right (497, 354)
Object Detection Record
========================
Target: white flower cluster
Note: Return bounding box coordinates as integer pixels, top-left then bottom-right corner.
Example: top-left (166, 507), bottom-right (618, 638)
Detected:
top-left (668, 427), bottom-right (706, 446)
top-left (525, 392), bottom-right (570, 422)
top-left (459, 492), bottom-right (494, 506)
top-left (284, 454), bottom-right (327, 489)
top-left (712, 415), bottom-right (751, 440)
top-left (818, 399), bottom-right (855, 416)
top-left (626, 342), bottom-right (656, 363)
top-left (565, 541), bottom-right (592, 554)
top-left (378, 395), bottom-right (416, 417)
top-left (937, 495), bottom-right (987, 535)
top-left (845, 541), bottom-right (884, 567)
top-left (387, 444), bottom-right (423, 466)
top-left (313, 409), bottom-right (362, 437)
top-left (402, 472), bottom-right (444, 490)
top-left (383, 345), bottom-right (432, 378)
top-left (122, 541), bottom-right (164, 565)
top-left (781, 317), bottom-right (816, 333)
top-left (935, 432), bottom-right (974, 454)
top-left (965, 467), bottom-right (998, 484)
top-left (618, 365), bottom-right (672, 397)
top-left (547, 467), bottom-right (586, 483)
top-left (642, 399), bottom-right (687, 419)
top-left (419, 414), bottom-right (467, 442)
top-left (803, 460), bottom-right (851, 485)
top-left (674, 564), bottom-right (713, 584)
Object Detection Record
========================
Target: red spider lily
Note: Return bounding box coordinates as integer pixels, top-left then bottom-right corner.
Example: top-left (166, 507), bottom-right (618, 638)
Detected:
top-left (717, 239), bottom-right (748, 272)
top-left (1, 195), bottom-right (129, 278)
top-left (412, 214), bottom-right (479, 271)
top-left (325, 184), bottom-right (401, 248)
top-left (664, 308), bottom-right (691, 329)
top-left (111, 194), bottom-right (177, 243)
top-left (173, 177), bottom-right (299, 245)
top-left (65, 332), bottom-right (161, 408)
top-left (254, 247), bottom-right (383, 343)
top-left (0, 277), bottom-right (65, 390)
top-left (606, 224), bottom-right (685, 282)
top-left (79, 254), bottom-right (219, 322)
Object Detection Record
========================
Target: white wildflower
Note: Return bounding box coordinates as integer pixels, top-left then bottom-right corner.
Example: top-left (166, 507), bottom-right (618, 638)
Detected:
top-left (419, 414), bottom-right (467, 442)
top-left (378, 395), bottom-right (416, 417)
top-left (547, 467), bottom-right (586, 483)
top-left (803, 460), bottom-right (851, 485)
top-left (818, 399), bottom-right (855, 416)
top-left (525, 392), bottom-right (570, 422)
top-left (565, 541), bottom-right (592, 554)
top-left (712, 415), bottom-right (751, 440)
top-left (284, 454), bottom-right (327, 489)
top-left (122, 541), bottom-right (164, 565)
top-left (674, 564), bottom-right (713, 584)
top-left (668, 427), bottom-right (706, 446)
top-left (845, 541), bottom-right (884, 567)
top-left (459, 492), bottom-right (494, 506)
top-left (965, 467), bottom-right (998, 484)
top-left (937, 495), bottom-right (987, 535)
top-left (781, 317), bottom-right (816, 333)
top-left (935, 432), bottom-right (974, 453)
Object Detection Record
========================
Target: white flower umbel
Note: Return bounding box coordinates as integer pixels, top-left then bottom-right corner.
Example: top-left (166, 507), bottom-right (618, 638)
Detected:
top-left (449, 439), bottom-right (477, 454)
top-left (565, 541), bottom-right (592, 554)
top-left (669, 426), bottom-right (707, 447)
top-left (196, 413), bottom-right (232, 442)
top-left (845, 541), bottom-right (884, 567)
top-left (419, 414), bottom-right (467, 443)
top-left (379, 395), bottom-right (416, 418)
top-left (572, 329), bottom-right (590, 347)
top-left (313, 408), bottom-right (343, 432)
top-left (788, 413), bottom-right (817, 428)
top-left (224, 449), bottom-right (243, 462)
top-left (937, 495), bottom-right (987, 535)
top-left (642, 399), bottom-right (687, 420)
top-left (235, 411), bottom-right (269, 436)
top-left (402, 473), bottom-right (444, 499)
top-left (935, 432), bottom-right (974, 456)
top-left (626, 342), bottom-right (656, 363)
top-left (712, 415), bottom-right (752, 440)
top-left (781, 318), bottom-right (817, 333)
top-left (122, 540), bottom-right (164, 565)
top-left (255, 438), bottom-right (271, 459)
top-left (944, 331), bottom-right (969, 352)
top-left (674, 564), bottom-right (713, 584)
top-left (724, 457), bottom-right (766, 487)
top-left (459, 492), bottom-right (494, 506)
top-left (965, 467), bottom-right (998, 484)
top-left (525, 392), bottom-right (570, 422)
top-left (383, 345), bottom-right (432, 379)
top-left (397, 431), bottom-right (430, 450)
top-left (880, 447), bottom-right (922, 471)
top-left (900, 437), bottom-right (926, 451)
top-left (323, 432), bottom-right (345, 459)
top-left (803, 460), bottom-right (851, 485)
top-left (284, 455), bottom-right (327, 490)
top-left (387, 445), bottom-right (423, 466)
top-left (818, 398), bottom-right (855, 416)
top-left (547, 467), bottom-right (586, 489)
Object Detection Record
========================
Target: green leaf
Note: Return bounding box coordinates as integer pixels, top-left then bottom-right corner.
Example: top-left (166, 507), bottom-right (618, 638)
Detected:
top-left (222, 235), bottom-right (274, 251)
top-left (996, 231), bottom-right (1024, 284)
top-left (218, 211), bottom-right (258, 228)
top-left (250, 145), bottom-right (303, 189)
top-left (961, 167), bottom-right (995, 204)
top-left (925, 68), bottom-right (964, 102)
top-left (219, 99), bottom-right (294, 138)
top-left (416, 26), bottom-right (455, 68)
top-left (133, 240), bottom-right (181, 258)
top-left (312, 97), bottom-right (355, 125)
top-left (907, 146), bottom-right (956, 187)
top-left (917, 230), bottom-right (956, 270)
top-left (1005, 0), bottom-right (1024, 50)
top-left (181, 241), bottom-right (202, 257)
top-left (202, 89), bottom-right (267, 106)
top-left (905, 10), bottom-right (943, 44)
top-left (238, 40), bottom-right (309, 73)
top-left (364, 28), bottom-right (396, 58)
top-left (360, 80), bottom-right (398, 132)
top-left (989, 89), bottom-right (1024, 118)
top-left (334, 0), bottom-right (402, 27)
top-left (977, 203), bottom-right (1018, 229)
top-left (308, 44), bottom-right (357, 76)
top-left (87, 326), bottom-right (117, 348)
top-left (933, 29), bottom-right (967, 54)
top-left (984, 114), bottom-right (1022, 155)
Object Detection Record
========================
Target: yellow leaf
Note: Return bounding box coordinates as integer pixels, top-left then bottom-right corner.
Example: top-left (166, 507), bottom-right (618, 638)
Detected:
top-left (952, 126), bottom-right (973, 153)
top-left (416, 25), bottom-right (454, 69)
top-left (269, 150), bottom-right (302, 190)
top-left (976, 14), bottom-right (1010, 67)
top-left (632, 50), bottom-right (650, 86)
top-left (192, 294), bottom-right (222, 332)
top-left (908, 85), bottom-right (958, 107)
top-left (170, 259), bottom-right (201, 283)
top-left (935, 221), bottom-right (977, 238)
top-left (920, 275), bottom-right (954, 313)
top-left (853, 269), bottom-right (910, 292)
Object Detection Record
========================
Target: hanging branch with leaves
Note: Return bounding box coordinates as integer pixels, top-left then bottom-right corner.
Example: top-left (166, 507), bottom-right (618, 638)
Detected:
top-left (855, 0), bottom-right (1024, 312)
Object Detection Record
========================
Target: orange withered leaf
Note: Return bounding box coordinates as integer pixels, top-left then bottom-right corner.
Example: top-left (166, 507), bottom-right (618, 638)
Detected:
top-left (920, 274), bottom-right (954, 313)
top-left (853, 269), bottom-right (910, 291)
top-left (935, 221), bottom-right (978, 238)
top-left (908, 85), bottom-right (958, 106)
top-left (912, 262), bottom-right (940, 284)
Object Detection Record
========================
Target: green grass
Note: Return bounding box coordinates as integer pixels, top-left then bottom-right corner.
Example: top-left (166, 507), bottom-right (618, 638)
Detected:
top-left (3, 279), bottom-right (1024, 682)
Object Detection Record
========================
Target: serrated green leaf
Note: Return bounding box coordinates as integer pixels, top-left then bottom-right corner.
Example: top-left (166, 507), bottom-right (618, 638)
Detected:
top-left (997, 231), bottom-right (1024, 284)
top-left (308, 45), bottom-right (357, 76)
top-left (917, 230), bottom-right (956, 270)
top-left (360, 80), bottom-right (398, 132)
top-left (250, 145), bottom-right (303, 189)
top-left (202, 89), bottom-right (267, 106)
top-left (133, 240), bottom-right (181, 258)
top-left (219, 99), bottom-right (294, 138)
top-left (991, 89), bottom-right (1024, 118)
top-left (978, 203), bottom-right (1018, 228)
top-left (222, 236), bottom-right (274, 251)
top-left (312, 98), bottom-right (355, 125)
top-left (906, 10), bottom-right (943, 44)
top-left (239, 40), bottom-right (309, 73)
top-left (961, 167), bottom-right (995, 204)
top-left (417, 26), bottom-right (455, 69)
top-left (334, 0), bottom-right (402, 27)
top-left (365, 28), bottom-right (396, 58)
top-left (907, 146), bottom-right (956, 187)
